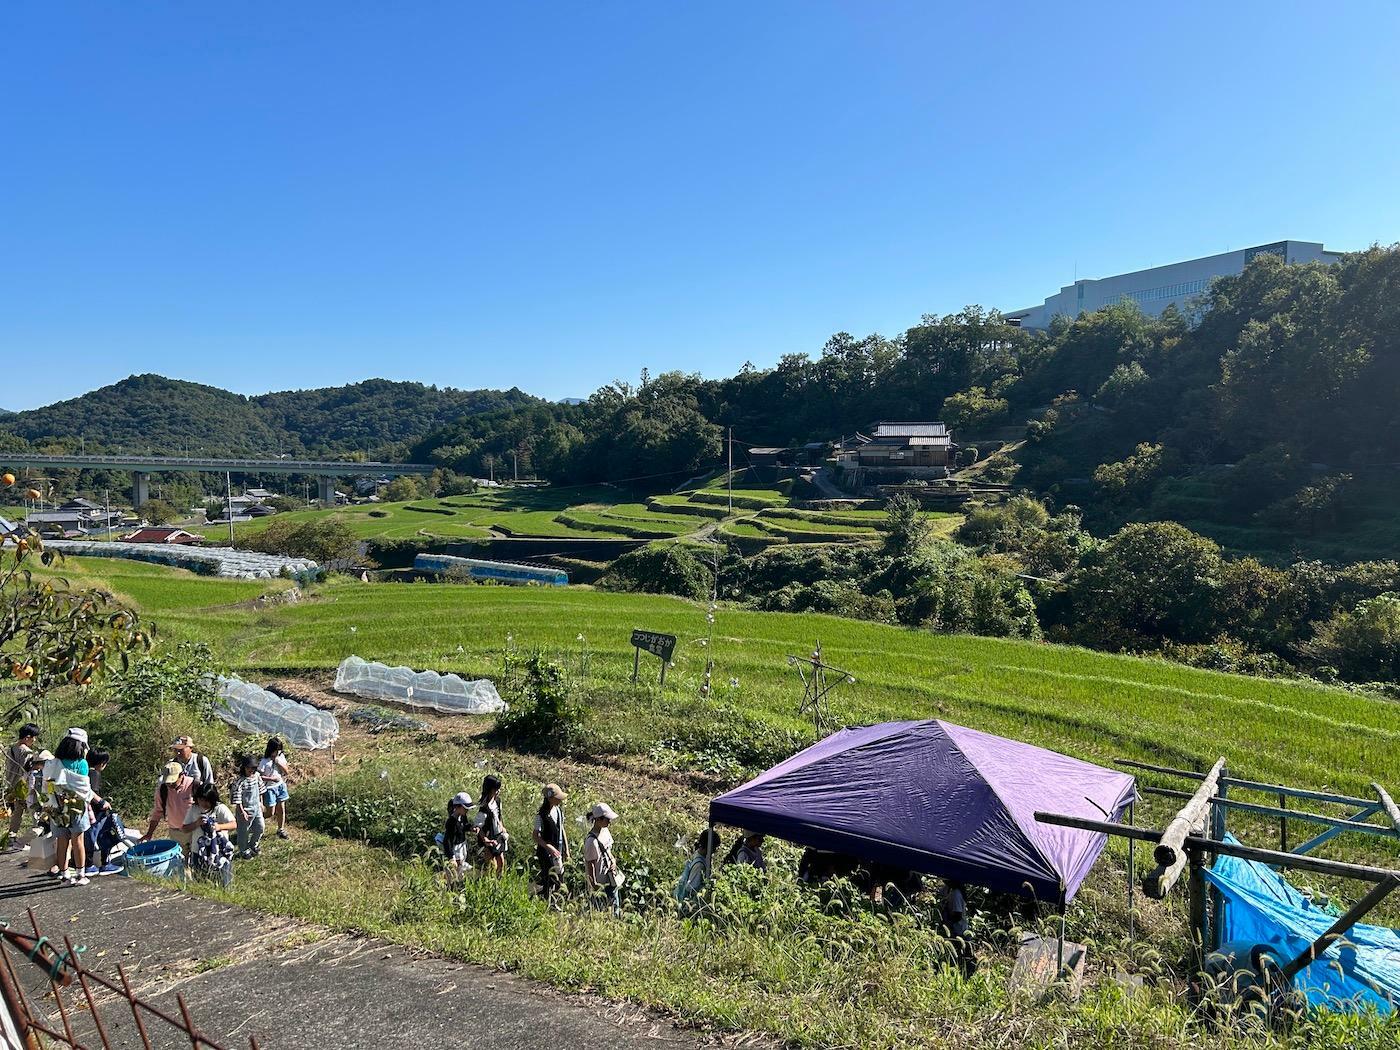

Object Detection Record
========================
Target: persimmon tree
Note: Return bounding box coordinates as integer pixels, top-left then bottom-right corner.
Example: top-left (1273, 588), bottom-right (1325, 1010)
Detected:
top-left (1, 494), bottom-right (152, 724)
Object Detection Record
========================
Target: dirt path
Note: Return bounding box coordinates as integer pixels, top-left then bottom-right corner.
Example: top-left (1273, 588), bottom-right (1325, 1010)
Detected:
top-left (0, 852), bottom-right (708, 1050)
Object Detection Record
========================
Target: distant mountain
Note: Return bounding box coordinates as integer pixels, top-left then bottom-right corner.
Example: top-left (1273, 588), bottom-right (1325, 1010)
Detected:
top-left (1, 375), bottom-right (539, 460)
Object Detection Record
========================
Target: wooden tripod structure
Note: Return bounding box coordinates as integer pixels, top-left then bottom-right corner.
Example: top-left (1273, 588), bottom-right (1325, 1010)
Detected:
top-left (1035, 758), bottom-right (1400, 984)
top-left (786, 642), bottom-right (854, 732)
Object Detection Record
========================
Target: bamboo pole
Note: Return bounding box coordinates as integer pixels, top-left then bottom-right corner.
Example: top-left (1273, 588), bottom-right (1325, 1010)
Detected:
top-left (1154, 759), bottom-right (1225, 868)
top-left (1034, 810), bottom-right (1400, 885)
top-left (1373, 783), bottom-right (1400, 834)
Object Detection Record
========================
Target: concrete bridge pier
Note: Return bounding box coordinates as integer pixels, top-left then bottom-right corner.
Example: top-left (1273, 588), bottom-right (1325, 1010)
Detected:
top-left (132, 471), bottom-right (150, 509)
top-left (317, 476), bottom-right (337, 506)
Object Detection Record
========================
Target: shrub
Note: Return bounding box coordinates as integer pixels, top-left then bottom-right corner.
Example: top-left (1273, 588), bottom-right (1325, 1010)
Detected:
top-left (598, 543), bottom-right (719, 600)
top-left (243, 518), bottom-right (360, 563)
top-left (493, 654), bottom-right (586, 754)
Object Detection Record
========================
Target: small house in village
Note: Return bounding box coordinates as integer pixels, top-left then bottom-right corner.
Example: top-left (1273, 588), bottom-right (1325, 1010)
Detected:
top-left (124, 527), bottom-right (205, 545)
top-left (835, 421), bottom-right (957, 482)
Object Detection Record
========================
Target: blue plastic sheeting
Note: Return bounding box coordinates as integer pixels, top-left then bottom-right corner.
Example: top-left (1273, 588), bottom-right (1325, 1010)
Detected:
top-left (414, 553), bottom-right (567, 586)
top-left (1202, 840), bottom-right (1400, 1014)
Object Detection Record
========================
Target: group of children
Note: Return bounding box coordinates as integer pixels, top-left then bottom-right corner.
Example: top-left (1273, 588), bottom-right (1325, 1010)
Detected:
top-left (438, 779), bottom-right (782, 918)
top-left (2, 723), bottom-right (294, 888)
top-left (3, 724), bottom-right (120, 884)
top-left (440, 778), bottom-right (625, 914)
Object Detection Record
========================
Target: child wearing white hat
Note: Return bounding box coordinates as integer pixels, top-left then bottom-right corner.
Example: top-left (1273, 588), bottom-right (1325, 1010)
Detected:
top-left (583, 802), bottom-right (622, 916)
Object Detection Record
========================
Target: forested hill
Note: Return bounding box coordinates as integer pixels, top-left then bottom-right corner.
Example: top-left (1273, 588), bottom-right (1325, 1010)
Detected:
top-left (412, 244), bottom-right (1400, 560)
top-left (1, 375), bottom-right (538, 460)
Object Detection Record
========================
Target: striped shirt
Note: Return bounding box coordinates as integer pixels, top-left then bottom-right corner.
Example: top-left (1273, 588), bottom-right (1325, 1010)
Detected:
top-left (231, 773), bottom-right (263, 815)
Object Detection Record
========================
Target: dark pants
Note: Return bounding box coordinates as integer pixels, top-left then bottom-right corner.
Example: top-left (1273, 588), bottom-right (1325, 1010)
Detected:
top-left (536, 848), bottom-right (565, 898)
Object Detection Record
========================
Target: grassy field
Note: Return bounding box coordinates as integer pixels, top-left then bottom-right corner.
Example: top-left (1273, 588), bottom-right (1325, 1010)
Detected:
top-left (39, 557), bottom-right (1400, 1048)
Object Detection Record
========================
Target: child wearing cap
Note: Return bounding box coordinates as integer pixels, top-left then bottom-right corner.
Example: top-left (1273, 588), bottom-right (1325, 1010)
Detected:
top-left (442, 791), bottom-right (474, 878)
top-left (532, 784), bottom-right (569, 899)
top-left (4, 723), bottom-right (40, 844)
top-left (583, 802), bottom-right (623, 916)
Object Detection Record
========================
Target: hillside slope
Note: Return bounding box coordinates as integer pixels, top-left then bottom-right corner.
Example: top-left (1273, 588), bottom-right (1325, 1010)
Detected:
top-left (2, 374), bottom-right (538, 459)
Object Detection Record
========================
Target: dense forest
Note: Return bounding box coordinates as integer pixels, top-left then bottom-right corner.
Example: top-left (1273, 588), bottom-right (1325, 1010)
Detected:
top-left (0, 375), bottom-right (537, 461)
top-left (414, 245), bottom-right (1400, 560)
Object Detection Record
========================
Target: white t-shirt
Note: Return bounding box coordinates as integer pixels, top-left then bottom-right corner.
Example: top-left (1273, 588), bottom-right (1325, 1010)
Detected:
top-left (192, 804), bottom-right (234, 855)
top-left (583, 827), bottom-right (614, 885)
top-left (258, 755), bottom-right (287, 784)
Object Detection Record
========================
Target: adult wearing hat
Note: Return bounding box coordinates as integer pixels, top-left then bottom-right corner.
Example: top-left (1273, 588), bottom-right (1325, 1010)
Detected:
top-left (140, 761), bottom-right (198, 854)
top-left (169, 736), bottom-right (214, 786)
top-left (583, 802), bottom-right (623, 916)
top-left (532, 783), bottom-right (569, 899)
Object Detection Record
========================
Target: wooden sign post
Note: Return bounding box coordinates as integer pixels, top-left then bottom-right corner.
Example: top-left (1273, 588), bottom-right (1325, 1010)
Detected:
top-left (631, 629), bottom-right (677, 686)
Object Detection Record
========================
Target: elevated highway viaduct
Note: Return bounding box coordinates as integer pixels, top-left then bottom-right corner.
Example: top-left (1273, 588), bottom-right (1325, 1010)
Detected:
top-left (2, 453), bottom-right (436, 507)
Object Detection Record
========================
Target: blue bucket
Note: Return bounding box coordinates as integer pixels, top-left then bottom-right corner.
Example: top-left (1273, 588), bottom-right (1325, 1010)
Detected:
top-left (122, 839), bottom-right (184, 879)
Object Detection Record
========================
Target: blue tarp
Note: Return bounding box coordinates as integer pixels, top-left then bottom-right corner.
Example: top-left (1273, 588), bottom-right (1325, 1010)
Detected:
top-left (1202, 839), bottom-right (1400, 1014)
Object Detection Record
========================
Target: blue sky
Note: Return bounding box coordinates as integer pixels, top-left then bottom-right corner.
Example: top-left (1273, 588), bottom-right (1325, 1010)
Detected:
top-left (4, 2), bottom-right (1399, 410)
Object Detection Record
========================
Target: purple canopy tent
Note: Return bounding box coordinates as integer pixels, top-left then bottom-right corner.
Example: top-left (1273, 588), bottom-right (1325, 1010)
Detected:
top-left (709, 720), bottom-right (1136, 902)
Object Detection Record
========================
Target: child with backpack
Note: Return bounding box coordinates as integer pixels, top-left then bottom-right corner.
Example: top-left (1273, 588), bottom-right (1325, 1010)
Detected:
top-left (583, 802), bottom-right (623, 916)
top-left (442, 791), bottom-right (474, 879)
top-left (674, 828), bottom-right (722, 910)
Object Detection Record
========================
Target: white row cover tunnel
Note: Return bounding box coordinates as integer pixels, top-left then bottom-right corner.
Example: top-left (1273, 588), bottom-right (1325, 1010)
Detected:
top-left (334, 656), bottom-right (507, 714)
top-left (48, 539), bottom-right (317, 580)
top-left (214, 675), bottom-right (340, 750)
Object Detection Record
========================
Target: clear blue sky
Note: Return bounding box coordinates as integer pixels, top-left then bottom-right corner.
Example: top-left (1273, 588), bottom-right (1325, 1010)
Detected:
top-left (4, 2), bottom-right (1398, 410)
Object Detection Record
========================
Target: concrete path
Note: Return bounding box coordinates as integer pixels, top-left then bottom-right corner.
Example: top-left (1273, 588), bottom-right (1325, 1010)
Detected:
top-left (0, 852), bottom-right (707, 1050)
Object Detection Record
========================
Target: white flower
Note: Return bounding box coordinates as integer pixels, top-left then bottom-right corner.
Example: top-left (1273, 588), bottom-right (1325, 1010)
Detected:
top-left (846, 676), bottom-right (855, 684)
top-left (506, 634), bottom-right (513, 643)
top-left (576, 634), bottom-right (585, 642)
top-left (456, 645), bottom-right (464, 652)
top-left (699, 639), bottom-right (707, 647)
top-left (729, 677), bottom-right (739, 689)
top-left (350, 626), bottom-right (358, 633)
top-left (425, 779), bottom-right (439, 790)
top-left (378, 770), bottom-right (389, 780)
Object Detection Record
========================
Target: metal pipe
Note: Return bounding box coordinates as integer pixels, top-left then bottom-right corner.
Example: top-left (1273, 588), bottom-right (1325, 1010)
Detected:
top-left (1112, 759), bottom-right (1374, 809)
top-left (1136, 788), bottom-right (1392, 838)
top-left (1280, 876), bottom-right (1400, 980)
top-left (1033, 810), bottom-right (1400, 884)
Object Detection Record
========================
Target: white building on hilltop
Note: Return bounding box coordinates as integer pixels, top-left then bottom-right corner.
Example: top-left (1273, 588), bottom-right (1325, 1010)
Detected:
top-left (1005, 240), bottom-right (1345, 331)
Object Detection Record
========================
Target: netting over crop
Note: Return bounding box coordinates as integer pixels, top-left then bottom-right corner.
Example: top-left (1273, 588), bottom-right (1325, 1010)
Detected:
top-left (214, 675), bottom-right (340, 750)
top-left (334, 656), bottom-right (507, 715)
top-left (48, 539), bottom-right (317, 580)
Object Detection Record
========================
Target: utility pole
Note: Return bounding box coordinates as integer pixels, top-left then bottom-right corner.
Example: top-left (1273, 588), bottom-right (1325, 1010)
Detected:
top-left (104, 489), bottom-right (112, 542)
top-left (727, 426), bottom-right (733, 515)
top-left (512, 450), bottom-right (518, 483)
top-left (225, 471), bottom-right (235, 546)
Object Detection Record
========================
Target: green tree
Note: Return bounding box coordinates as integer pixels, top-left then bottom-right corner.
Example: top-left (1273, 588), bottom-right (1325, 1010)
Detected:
top-left (882, 493), bottom-right (929, 554)
top-left (243, 519), bottom-right (358, 564)
top-left (0, 528), bottom-right (153, 725)
top-left (138, 498), bottom-right (178, 526)
top-left (1306, 593), bottom-right (1400, 682)
top-left (382, 476), bottom-right (424, 502)
top-left (1061, 522), bottom-right (1223, 649)
top-left (940, 387), bottom-right (1008, 432)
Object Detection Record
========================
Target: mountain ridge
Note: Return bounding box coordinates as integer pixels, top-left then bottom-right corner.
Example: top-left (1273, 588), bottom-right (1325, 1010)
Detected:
top-left (0, 374), bottom-right (540, 460)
